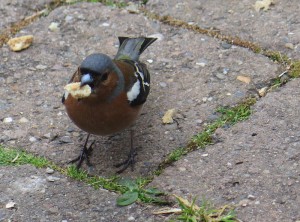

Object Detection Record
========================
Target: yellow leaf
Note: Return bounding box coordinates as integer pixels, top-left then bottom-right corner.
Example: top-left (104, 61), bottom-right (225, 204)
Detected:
top-left (254, 0), bottom-right (274, 12)
top-left (153, 208), bottom-right (182, 215)
top-left (162, 109), bottom-right (176, 124)
top-left (237, 75), bottom-right (251, 84)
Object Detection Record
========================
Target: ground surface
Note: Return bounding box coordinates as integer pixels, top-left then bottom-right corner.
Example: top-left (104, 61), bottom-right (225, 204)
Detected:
top-left (0, 0), bottom-right (299, 221)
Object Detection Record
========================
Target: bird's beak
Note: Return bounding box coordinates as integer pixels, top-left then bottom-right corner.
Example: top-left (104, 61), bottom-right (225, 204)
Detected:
top-left (80, 74), bottom-right (93, 87)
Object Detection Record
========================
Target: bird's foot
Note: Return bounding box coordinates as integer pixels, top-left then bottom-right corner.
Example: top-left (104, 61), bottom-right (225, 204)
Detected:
top-left (115, 149), bottom-right (137, 174)
top-left (68, 140), bottom-right (95, 169)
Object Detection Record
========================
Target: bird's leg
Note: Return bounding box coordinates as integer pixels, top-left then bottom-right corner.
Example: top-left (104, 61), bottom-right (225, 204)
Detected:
top-left (68, 134), bottom-right (95, 169)
top-left (115, 130), bottom-right (137, 174)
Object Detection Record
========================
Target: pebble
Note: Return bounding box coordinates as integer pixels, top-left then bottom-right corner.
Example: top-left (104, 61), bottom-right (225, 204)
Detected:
top-left (178, 167), bottom-right (186, 172)
top-left (221, 42), bottom-right (232, 49)
top-left (29, 136), bottom-right (37, 142)
top-left (65, 15), bottom-right (73, 22)
top-left (147, 59), bottom-right (153, 64)
top-left (127, 216), bottom-right (135, 221)
top-left (239, 199), bottom-right (250, 207)
top-left (47, 176), bottom-right (60, 182)
top-left (223, 68), bottom-right (230, 74)
top-left (43, 133), bottom-right (51, 139)
top-left (195, 119), bottom-right (203, 124)
top-left (48, 22), bottom-right (60, 32)
top-left (3, 117), bottom-right (13, 123)
top-left (196, 58), bottom-right (207, 67)
top-left (36, 64), bottom-right (47, 70)
top-left (216, 73), bottom-right (226, 80)
top-left (72, 132), bottom-right (80, 137)
top-left (6, 201), bottom-right (16, 209)
top-left (159, 82), bottom-right (167, 87)
top-left (101, 22), bottom-right (110, 27)
top-left (201, 153), bottom-right (209, 157)
top-left (285, 43), bottom-right (294, 50)
top-left (19, 117), bottom-right (29, 123)
top-left (46, 167), bottom-right (54, 174)
top-left (60, 136), bottom-right (72, 143)
top-left (247, 194), bottom-right (256, 200)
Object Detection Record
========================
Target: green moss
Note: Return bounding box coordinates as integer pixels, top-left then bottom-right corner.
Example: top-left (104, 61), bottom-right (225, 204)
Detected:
top-left (290, 61), bottom-right (300, 78)
top-left (0, 146), bottom-right (50, 168)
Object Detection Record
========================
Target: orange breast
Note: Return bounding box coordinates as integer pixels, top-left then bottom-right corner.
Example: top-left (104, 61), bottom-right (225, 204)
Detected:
top-left (64, 92), bottom-right (142, 135)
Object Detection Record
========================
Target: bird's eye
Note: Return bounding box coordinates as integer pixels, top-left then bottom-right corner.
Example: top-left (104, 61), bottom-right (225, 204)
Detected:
top-left (101, 73), bottom-right (109, 81)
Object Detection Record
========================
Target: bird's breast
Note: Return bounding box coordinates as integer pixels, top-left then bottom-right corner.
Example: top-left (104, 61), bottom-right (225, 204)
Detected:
top-left (64, 92), bottom-right (142, 135)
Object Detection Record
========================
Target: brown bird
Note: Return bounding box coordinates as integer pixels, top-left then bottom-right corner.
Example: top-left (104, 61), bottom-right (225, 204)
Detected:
top-left (62, 37), bottom-right (157, 173)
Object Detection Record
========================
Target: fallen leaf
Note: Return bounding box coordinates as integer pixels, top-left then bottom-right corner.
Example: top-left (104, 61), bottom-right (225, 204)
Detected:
top-left (6, 201), bottom-right (16, 209)
top-left (153, 208), bottom-right (182, 215)
top-left (237, 75), bottom-right (251, 84)
top-left (173, 194), bottom-right (200, 211)
top-left (7, 35), bottom-right (33, 52)
top-left (254, 0), bottom-right (274, 12)
top-left (162, 109), bottom-right (176, 124)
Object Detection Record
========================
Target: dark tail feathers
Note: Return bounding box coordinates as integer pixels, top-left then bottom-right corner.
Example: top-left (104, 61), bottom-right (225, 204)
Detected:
top-left (114, 37), bottom-right (157, 61)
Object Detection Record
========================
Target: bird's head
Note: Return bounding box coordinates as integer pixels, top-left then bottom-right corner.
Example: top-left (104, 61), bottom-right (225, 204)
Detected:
top-left (79, 53), bottom-right (114, 89)
top-left (79, 53), bottom-right (124, 100)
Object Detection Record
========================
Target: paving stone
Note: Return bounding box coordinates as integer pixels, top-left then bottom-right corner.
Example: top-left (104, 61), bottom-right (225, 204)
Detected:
top-left (0, 0), bottom-right (51, 30)
top-left (0, 165), bottom-right (156, 221)
top-left (0, 2), bottom-right (280, 177)
top-left (150, 78), bottom-right (300, 222)
top-left (147, 0), bottom-right (300, 59)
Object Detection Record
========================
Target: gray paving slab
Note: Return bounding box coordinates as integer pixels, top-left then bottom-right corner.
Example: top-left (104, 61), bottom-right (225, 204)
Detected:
top-left (147, 0), bottom-right (300, 59)
top-left (0, 0), bottom-right (51, 30)
top-left (0, 2), bottom-right (280, 177)
top-left (150, 78), bottom-right (300, 222)
top-left (0, 165), bottom-right (156, 221)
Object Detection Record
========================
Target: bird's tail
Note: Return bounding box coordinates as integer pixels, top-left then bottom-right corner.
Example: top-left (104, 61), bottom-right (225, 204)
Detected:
top-left (114, 37), bottom-right (157, 61)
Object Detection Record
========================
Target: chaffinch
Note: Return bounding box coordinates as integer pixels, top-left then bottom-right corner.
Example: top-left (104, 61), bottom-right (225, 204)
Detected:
top-left (62, 37), bottom-right (157, 173)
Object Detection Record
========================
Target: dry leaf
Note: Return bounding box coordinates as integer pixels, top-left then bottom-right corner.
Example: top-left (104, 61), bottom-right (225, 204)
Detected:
top-left (7, 35), bottom-right (33, 52)
top-left (237, 75), bottom-right (251, 84)
top-left (162, 109), bottom-right (176, 124)
top-left (254, 0), bottom-right (274, 12)
top-left (173, 194), bottom-right (200, 211)
top-left (258, 87), bottom-right (268, 97)
top-left (153, 208), bottom-right (182, 215)
top-left (6, 201), bottom-right (16, 209)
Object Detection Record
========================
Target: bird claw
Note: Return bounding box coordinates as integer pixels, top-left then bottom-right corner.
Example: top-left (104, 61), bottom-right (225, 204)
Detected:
top-left (68, 140), bottom-right (95, 169)
top-left (115, 149), bottom-right (137, 174)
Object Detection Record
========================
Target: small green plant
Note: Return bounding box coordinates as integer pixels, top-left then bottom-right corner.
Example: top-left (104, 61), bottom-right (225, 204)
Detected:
top-left (290, 60), bottom-right (300, 78)
top-left (116, 178), bottom-right (167, 206)
top-left (175, 196), bottom-right (236, 222)
top-left (0, 146), bottom-right (50, 168)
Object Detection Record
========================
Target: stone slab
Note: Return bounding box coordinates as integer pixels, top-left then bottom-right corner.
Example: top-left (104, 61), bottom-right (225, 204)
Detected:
top-left (150, 78), bottom-right (300, 222)
top-left (0, 165), bottom-right (156, 221)
top-left (147, 0), bottom-right (300, 59)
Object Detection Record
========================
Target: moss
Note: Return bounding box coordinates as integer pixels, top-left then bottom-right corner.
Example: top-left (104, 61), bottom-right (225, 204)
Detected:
top-left (290, 61), bottom-right (300, 78)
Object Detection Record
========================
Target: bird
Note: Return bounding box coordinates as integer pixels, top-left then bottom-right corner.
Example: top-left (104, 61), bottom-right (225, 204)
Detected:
top-left (62, 37), bottom-right (157, 173)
